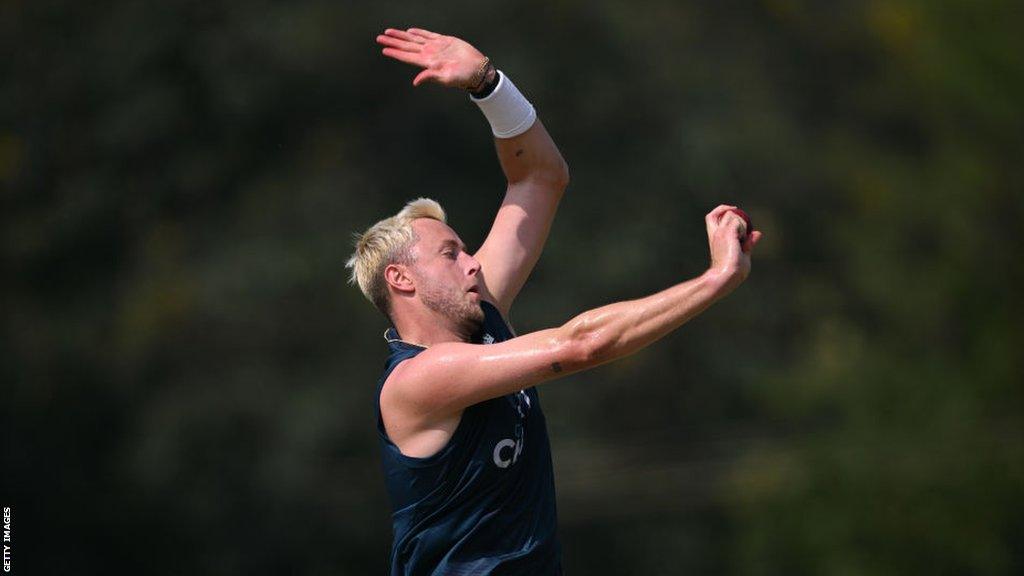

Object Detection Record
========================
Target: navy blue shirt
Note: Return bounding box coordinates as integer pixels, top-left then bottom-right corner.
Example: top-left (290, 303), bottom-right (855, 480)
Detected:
top-left (376, 301), bottom-right (562, 575)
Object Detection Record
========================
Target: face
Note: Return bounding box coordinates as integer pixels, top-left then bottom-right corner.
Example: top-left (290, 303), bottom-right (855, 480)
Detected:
top-left (408, 218), bottom-right (484, 335)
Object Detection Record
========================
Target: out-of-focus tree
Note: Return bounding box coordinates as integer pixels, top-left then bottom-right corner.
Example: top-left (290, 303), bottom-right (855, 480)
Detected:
top-left (2, 0), bottom-right (1021, 574)
top-left (725, 1), bottom-right (1024, 574)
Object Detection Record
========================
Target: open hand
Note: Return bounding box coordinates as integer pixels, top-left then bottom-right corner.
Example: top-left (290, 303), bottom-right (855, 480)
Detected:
top-left (376, 28), bottom-right (488, 89)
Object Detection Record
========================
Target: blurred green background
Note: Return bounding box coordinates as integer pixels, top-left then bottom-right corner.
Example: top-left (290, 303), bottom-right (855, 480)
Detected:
top-left (3, 0), bottom-right (1023, 574)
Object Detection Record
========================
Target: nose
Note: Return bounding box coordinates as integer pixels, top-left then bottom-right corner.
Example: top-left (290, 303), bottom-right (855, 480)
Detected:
top-left (463, 252), bottom-right (481, 276)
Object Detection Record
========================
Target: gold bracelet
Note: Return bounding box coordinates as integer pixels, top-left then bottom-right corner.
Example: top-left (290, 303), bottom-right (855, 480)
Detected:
top-left (467, 56), bottom-right (490, 91)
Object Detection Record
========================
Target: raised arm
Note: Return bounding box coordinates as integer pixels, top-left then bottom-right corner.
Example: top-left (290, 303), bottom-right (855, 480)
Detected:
top-left (473, 119), bottom-right (568, 317)
top-left (376, 27), bottom-right (569, 317)
top-left (384, 205), bottom-right (763, 426)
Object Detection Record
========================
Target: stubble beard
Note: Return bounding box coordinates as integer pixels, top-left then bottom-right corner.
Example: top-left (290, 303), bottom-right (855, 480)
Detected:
top-left (418, 277), bottom-right (485, 339)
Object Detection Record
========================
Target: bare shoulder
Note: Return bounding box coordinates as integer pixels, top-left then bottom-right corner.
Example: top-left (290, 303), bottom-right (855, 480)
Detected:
top-left (382, 325), bottom-right (576, 437)
top-left (379, 352), bottom-right (450, 420)
top-left (380, 356), bottom-right (465, 458)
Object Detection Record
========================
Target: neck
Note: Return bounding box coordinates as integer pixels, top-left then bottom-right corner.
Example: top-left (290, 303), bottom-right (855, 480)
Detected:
top-left (391, 307), bottom-right (472, 347)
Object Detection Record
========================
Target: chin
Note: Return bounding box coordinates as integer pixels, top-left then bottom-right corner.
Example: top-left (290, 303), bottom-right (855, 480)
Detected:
top-left (420, 287), bottom-right (485, 337)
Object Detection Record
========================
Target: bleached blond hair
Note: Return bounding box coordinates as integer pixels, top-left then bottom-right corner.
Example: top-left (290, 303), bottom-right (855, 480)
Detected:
top-left (346, 198), bottom-right (447, 316)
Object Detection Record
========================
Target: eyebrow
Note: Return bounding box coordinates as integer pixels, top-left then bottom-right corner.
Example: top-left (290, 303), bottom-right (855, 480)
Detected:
top-left (439, 239), bottom-right (468, 252)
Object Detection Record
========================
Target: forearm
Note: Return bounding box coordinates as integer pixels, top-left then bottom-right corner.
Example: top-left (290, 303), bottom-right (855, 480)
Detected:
top-left (470, 71), bottom-right (569, 314)
top-left (471, 70), bottom-right (569, 189)
top-left (560, 269), bottom-right (737, 369)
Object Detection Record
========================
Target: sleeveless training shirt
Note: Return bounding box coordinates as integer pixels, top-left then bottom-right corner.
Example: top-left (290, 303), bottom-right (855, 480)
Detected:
top-left (376, 300), bottom-right (562, 575)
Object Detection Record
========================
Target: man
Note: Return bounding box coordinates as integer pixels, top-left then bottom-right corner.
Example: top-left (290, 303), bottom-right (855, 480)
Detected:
top-left (349, 27), bottom-right (763, 576)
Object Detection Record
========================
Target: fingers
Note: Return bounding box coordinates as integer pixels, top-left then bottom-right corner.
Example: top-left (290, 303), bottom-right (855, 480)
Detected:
top-left (716, 212), bottom-right (748, 256)
top-left (383, 28), bottom-right (425, 43)
top-left (407, 28), bottom-right (441, 40)
top-left (705, 204), bottom-right (737, 236)
top-left (377, 33), bottom-right (423, 53)
top-left (705, 204), bottom-right (737, 225)
top-left (721, 212), bottom-right (744, 240)
top-left (381, 47), bottom-right (428, 67)
top-left (730, 212), bottom-right (748, 237)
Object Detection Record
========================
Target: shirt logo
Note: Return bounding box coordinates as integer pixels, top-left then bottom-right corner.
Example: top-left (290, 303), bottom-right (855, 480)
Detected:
top-left (492, 437), bottom-right (523, 468)
top-left (492, 398), bottom-right (528, 469)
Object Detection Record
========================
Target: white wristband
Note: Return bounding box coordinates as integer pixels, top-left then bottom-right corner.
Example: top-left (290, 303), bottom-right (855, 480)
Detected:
top-left (470, 71), bottom-right (537, 139)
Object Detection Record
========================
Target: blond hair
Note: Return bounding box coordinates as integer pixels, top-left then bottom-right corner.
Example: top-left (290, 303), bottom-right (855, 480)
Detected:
top-left (346, 198), bottom-right (447, 316)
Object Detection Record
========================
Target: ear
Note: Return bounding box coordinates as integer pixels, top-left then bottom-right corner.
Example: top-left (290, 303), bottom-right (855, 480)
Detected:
top-left (383, 263), bottom-right (415, 295)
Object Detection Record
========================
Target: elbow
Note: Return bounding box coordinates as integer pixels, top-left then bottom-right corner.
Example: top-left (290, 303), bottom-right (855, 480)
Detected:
top-left (554, 158), bottom-right (570, 192)
top-left (560, 315), bottom-right (615, 370)
top-left (531, 157), bottom-right (570, 194)
top-left (574, 338), bottom-right (610, 370)
top-left (509, 148), bottom-right (569, 193)
top-left (551, 157), bottom-right (570, 193)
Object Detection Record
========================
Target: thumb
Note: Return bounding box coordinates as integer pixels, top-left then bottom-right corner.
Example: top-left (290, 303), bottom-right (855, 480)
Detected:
top-left (412, 69), bottom-right (438, 87)
top-left (744, 230), bottom-right (764, 253)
